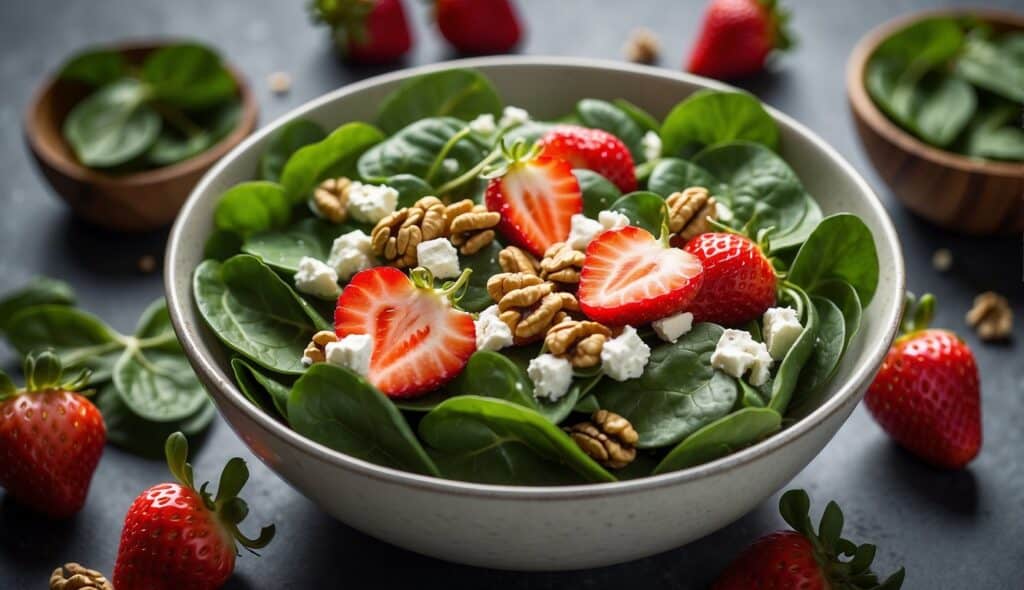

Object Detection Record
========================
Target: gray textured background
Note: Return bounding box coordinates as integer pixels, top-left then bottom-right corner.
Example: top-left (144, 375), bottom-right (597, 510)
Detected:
top-left (1, 0), bottom-right (1022, 588)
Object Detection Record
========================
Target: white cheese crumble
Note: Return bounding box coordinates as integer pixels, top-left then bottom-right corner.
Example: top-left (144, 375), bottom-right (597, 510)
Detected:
top-left (528, 353), bottom-right (574, 401)
top-left (710, 329), bottom-right (773, 386)
top-left (601, 326), bottom-right (651, 381)
top-left (327, 229), bottom-right (375, 280)
top-left (324, 334), bottom-right (374, 377)
top-left (347, 182), bottom-right (398, 224)
top-left (469, 113), bottom-right (497, 134)
top-left (641, 130), bottom-right (662, 161)
top-left (567, 214), bottom-right (605, 251)
top-left (475, 305), bottom-right (514, 352)
top-left (500, 105), bottom-right (530, 127)
top-left (715, 201), bottom-right (734, 223)
top-left (763, 307), bottom-right (803, 360)
top-left (416, 238), bottom-right (461, 279)
top-left (293, 256), bottom-right (341, 299)
top-left (652, 311), bottom-right (694, 343)
top-left (598, 209), bottom-right (630, 231)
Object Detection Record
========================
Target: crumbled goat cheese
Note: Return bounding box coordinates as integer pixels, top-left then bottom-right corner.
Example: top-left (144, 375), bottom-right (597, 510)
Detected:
top-left (601, 326), bottom-right (651, 381)
top-left (416, 238), bottom-right (461, 279)
top-left (652, 312), bottom-right (694, 343)
top-left (324, 334), bottom-right (373, 377)
top-left (528, 353), bottom-right (574, 401)
top-left (567, 214), bottom-right (605, 251)
top-left (500, 105), bottom-right (530, 127)
top-left (763, 307), bottom-right (803, 360)
top-left (347, 182), bottom-right (398, 224)
top-left (598, 209), bottom-right (630, 231)
top-left (327, 230), bottom-right (375, 280)
top-left (641, 130), bottom-right (662, 161)
top-left (469, 113), bottom-right (497, 134)
top-left (475, 305), bottom-right (514, 352)
top-left (715, 201), bottom-right (734, 222)
top-left (711, 329), bottom-right (773, 386)
top-left (293, 256), bottom-right (341, 299)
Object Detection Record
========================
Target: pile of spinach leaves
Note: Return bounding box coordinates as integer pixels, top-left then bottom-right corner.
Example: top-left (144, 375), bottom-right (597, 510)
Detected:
top-left (865, 17), bottom-right (1024, 161)
top-left (190, 68), bottom-right (879, 485)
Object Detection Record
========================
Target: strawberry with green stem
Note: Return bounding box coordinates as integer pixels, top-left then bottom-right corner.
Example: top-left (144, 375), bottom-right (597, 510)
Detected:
top-left (113, 432), bottom-right (274, 590)
top-left (866, 293), bottom-right (982, 469)
top-left (310, 0), bottom-right (412, 64)
top-left (712, 489), bottom-right (905, 589)
top-left (0, 350), bottom-right (105, 518)
top-left (688, 0), bottom-right (794, 80)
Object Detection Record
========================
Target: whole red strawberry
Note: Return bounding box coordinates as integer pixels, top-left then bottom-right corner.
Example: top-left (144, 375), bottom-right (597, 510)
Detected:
top-left (688, 0), bottom-right (793, 80)
top-left (0, 350), bottom-right (105, 518)
top-left (114, 432), bottom-right (274, 590)
top-left (539, 125), bottom-right (637, 193)
top-left (436, 0), bottom-right (523, 54)
top-left (866, 294), bottom-right (981, 469)
top-left (683, 232), bottom-right (776, 326)
top-left (713, 489), bottom-right (906, 590)
top-left (311, 0), bottom-right (412, 64)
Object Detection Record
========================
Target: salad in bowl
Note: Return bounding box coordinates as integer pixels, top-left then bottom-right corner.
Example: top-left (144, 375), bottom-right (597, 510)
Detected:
top-left (192, 67), bottom-right (879, 487)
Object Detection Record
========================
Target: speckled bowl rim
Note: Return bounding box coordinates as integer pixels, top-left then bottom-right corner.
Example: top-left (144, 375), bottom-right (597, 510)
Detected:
top-left (166, 56), bottom-right (906, 500)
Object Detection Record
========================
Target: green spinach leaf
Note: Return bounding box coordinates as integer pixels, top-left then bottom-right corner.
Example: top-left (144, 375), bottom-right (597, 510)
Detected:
top-left (376, 69), bottom-right (502, 135)
top-left (767, 284), bottom-right (819, 415)
top-left (214, 181), bottom-right (291, 236)
top-left (260, 119), bottom-right (327, 182)
top-left (59, 50), bottom-right (127, 86)
top-left (653, 407), bottom-right (781, 474)
top-left (63, 79), bottom-right (161, 168)
top-left (812, 279), bottom-right (862, 351)
top-left (96, 382), bottom-right (215, 459)
top-left (661, 90), bottom-right (779, 156)
top-left (574, 169), bottom-right (622, 217)
top-left (792, 296), bottom-right (845, 404)
top-left (231, 357), bottom-right (291, 419)
top-left (281, 122), bottom-right (385, 204)
top-left (787, 213), bottom-right (879, 305)
top-left (141, 44), bottom-right (237, 109)
top-left (242, 218), bottom-right (346, 274)
top-left (955, 33), bottom-right (1024, 103)
top-left (0, 277), bottom-right (75, 333)
top-left (460, 241), bottom-right (503, 312)
top-left (4, 305), bottom-right (124, 382)
top-left (387, 173), bottom-right (436, 207)
top-left (613, 98), bottom-right (661, 133)
top-left (646, 158), bottom-right (726, 198)
top-left (607, 191), bottom-right (666, 235)
top-left (357, 117), bottom-right (486, 187)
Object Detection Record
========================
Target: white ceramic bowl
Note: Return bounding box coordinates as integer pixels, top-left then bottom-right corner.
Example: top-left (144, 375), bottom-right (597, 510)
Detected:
top-left (166, 57), bottom-right (905, 571)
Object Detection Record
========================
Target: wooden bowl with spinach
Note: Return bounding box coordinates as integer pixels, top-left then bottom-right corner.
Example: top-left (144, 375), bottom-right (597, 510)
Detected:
top-left (25, 41), bottom-right (258, 232)
top-left (847, 9), bottom-right (1024, 235)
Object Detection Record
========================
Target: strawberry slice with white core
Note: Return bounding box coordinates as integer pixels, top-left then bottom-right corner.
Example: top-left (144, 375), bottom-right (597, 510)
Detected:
top-left (485, 155), bottom-right (582, 257)
top-left (578, 226), bottom-right (704, 326)
top-left (334, 266), bottom-right (477, 398)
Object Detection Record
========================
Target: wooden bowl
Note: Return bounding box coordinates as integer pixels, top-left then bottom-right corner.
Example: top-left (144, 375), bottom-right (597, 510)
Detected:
top-left (24, 42), bottom-right (258, 233)
top-left (847, 9), bottom-right (1024, 235)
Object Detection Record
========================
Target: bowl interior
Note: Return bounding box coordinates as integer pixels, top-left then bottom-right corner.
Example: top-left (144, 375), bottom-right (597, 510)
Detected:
top-left (167, 57), bottom-right (905, 493)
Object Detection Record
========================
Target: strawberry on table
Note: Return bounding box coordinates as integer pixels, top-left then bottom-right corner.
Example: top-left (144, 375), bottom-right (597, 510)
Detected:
top-left (113, 433), bottom-right (274, 590)
top-left (578, 225), bottom-right (704, 326)
top-left (485, 142), bottom-right (583, 257)
top-left (539, 125), bottom-right (638, 193)
top-left (687, 0), bottom-right (793, 80)
top-left (712, 489), bottom-right (905, 590)
top-left (0, 350), bottom-right (105, 519)
top-left (435, 0), bottom-right (523, 55)
top-left (311, 0), bottom-right (413, 64)
top-left (335, 266), bottom-right (477, 398)
top-left (866, 294), bottom-right (982, 469)
top-left (683, 231), bottom-right (776, 326)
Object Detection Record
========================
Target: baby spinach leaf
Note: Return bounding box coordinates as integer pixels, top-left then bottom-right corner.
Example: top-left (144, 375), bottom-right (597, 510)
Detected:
top-left (419, 396), bottom-right (616, 485)
top-left (96, 382), bottom-right (215, 459)
top-left (63, 79), bottom-right (161, 168)
top-left (737, 378), bottom-right (767, 409)
top-left (376, 69), bottom-right (502, 135)
top-left (4, 305), bottom-right (124, 383)
top-left (231, 357), bottom-right (291, 419)
top-left (460, 241), bottom-right (503, 312)
top-left (590, 323), bottom-right (739, 449)
top-left (204, 229), bottom-right (244, 262)
top-left (964, 101), bottom-right (1024, 161)
top-left (769, 196), bottom-right (822, 252)
top-left (146, 129), bottom-right (213, 167)
top-left (653, 407), bottom-right (782, 474)
top-left (646, 158), bottom-right (726, 198)
top-left (574, 169), bottom-right (622, 217)
top-left (768, 285), bottom-right (819, 415)
top-left (955, 33), bottom-right (1024, 103)
top-left (0, 277), bottom-right (75, 333)
top-left (113, 299), bottom-right (208, 422)
top-left (288, 363), bottom-right (439, 476)
top-left (576, 98), bottom-right (646, 161)
top-left (448, 350), bottom-right (536, 408)
top-left (607, 191), bottom-right (666, 235)
top-left (281, 122), bottom-right (385, 204)
top-left (141, 44), bottom-right (237, 109)
top-left (661, 90), bottom-right (779, 156)
top-left (788, 213), bottom-right (879, 305)
top-left (693, 142), bottom-right (811, 240)
top-left (193, 256), bottom-right (326, 375)
top-left (387, 174), bottom-right (435, 208)
top-left (613, 98), bottom-right (660, 133)
top-left (872, 17), bottom-right (963, 65)
top-left (214, 181), bottom-right (291, 236)
top-left (242, 218), bottom-right (345, 274)
top-left (260, 119), bottom-right (327, 182)
top-left (895, 72), bottom-right (977, 147)
top-left (812, 279), bottom-right (862, 351)
top-left (791, 296), bottom-right (845, 409)
top-left (59, 49), bottom-right (127, 86)
top-left (357, 117), bottom-right (486, 186)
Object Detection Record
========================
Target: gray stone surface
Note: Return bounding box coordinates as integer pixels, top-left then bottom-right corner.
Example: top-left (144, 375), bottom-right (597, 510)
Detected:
top-left (1, 0), bottom-right (1021, 587)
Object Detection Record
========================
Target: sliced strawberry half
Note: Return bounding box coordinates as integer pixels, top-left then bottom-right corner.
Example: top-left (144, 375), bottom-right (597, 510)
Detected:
top-left (485, 154), bottom-right (582, 257)
top-left (578, 225), bottom-right (704, 326)
top-left (539, 125), bottom-right (637, 192)
top-left (334, 266), bottom-right (476, 398)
